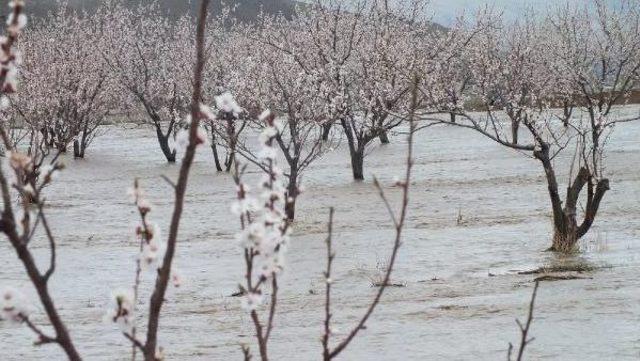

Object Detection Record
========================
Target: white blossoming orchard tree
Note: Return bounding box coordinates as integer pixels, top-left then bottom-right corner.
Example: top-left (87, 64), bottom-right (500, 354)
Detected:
top-left (12, 4), bottom-right (116, 158)
top-left (202, 22), bottom-right (255, 172)
top-left (284, 0), bottom-right (427, 180)
top-left (239, 19), bottom-right (334, 219)
top-left (102, 2), bottom-right (194, 163)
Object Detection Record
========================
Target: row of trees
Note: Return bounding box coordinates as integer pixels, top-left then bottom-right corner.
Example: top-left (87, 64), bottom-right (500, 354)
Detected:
top-left (8, 1), bottom-right (640, 243)
top-left (1, 0), bottom-right (634, 360)
top-left (0, 2), bottom-right (429, 360)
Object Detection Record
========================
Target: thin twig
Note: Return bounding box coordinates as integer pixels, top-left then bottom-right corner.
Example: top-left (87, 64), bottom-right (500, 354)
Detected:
top-left (321, 207), bottom-right (335, 360)
top-left (509, 281), bottom-right (540, 361)
top-left (327, 75), bottom-right (418, 360)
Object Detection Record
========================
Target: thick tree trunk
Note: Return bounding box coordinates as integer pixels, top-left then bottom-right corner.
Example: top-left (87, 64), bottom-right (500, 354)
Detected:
top-left (321, 122), bottom-right (332, 141)
top-left (73, 139), bottom-right (82, 158)
top-left (340, 119), bottom-right (365, 181)
top-left (511, 120), bottom-right (520, 145)
top-left (537, 159), bottom-right (610, 252)
top-left (378, 130), bottom-right (390, 144)
top-left (350, 148), bottom-right (365, 181)
top-left (536, 144), bottom-right (574, 252)
top-left (156, 127), bottom-right (176, 163)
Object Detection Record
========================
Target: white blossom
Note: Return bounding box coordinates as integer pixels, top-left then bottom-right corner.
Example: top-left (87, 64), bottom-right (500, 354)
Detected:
top-left (215, 92), bottom-right (242, 115)
top-left (0, 287), bottom-right (30, 323)
top-left (104, 288), bottom-right (135, 332)
top-left (241, 292), bottom-right (264, 311)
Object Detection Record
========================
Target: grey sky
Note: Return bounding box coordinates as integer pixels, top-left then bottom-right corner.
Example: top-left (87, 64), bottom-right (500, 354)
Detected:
top-left (429, 0), bottom-right (619, 25)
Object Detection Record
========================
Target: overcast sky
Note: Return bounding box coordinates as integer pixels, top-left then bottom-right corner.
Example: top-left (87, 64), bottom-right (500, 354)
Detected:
top-left (429, 0), bottom-right (618, 25)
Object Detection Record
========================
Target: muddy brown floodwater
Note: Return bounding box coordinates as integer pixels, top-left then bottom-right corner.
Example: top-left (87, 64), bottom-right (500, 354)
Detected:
top-left (1, 115), bottom-right (639, 360)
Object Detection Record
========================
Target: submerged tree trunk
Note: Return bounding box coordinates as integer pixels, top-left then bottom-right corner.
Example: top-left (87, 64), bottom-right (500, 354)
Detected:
top-left (340, 119), bottom-right (365, 181)
top-left (74, 127), bottom-right (91, 159)
top-left (378, 130), bottom-right (390, 144)
top-left (349, 147), bottom-right (365, 181)
top-left (285, 172), bottom-right (298, 221)
top-left (535, 144), bottom-right (610, 252)
top-left (156, 127), bottom-right (176, 163)
top-left (225, 152), bottom-right (234, 172)
top-left (511, 119), bottom-right (520, 145)
top-left (321, 122), bottom-right (332, 141)
top-left (73, 139), bottom-right (82, 158)
top-left (210, 131), bottom-right (223, 171)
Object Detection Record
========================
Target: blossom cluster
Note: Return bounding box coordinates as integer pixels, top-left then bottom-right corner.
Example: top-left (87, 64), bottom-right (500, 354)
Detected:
top-left (104, 288), bottom-right (134, 332)
top-left (0, 287), bottom-right (31, 323)
top-left (0, 287), bottom-right (33, 323)
top-left (0, 0), bottom-right (26, 104)
top-left (128, 182), bottom-right (165, 271)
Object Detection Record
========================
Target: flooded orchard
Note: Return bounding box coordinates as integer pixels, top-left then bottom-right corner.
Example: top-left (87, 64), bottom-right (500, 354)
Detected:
top-left (1, 118), bottom-right (639, 360)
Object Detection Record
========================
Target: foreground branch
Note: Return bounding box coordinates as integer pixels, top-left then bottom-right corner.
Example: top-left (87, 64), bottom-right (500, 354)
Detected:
top-left (140, 1), bottom-right (210, 359)
top-left (323, 76), bottom-right (418, 360)
top-left (508, 281), bottom-right (540, 361)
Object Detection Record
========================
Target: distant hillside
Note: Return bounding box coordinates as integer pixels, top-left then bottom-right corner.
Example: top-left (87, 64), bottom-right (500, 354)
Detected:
top-left (2, 1), bottom-right (302, 22)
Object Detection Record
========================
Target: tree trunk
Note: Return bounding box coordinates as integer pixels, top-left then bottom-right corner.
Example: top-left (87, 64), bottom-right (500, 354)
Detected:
top-left (350, 148), bottom-right (365, 181)
top-left (285, 172), bottom-right (298, 220)
top-left (156, 127), bottom-right (176, 163)
top-left (535, 144), bottom-right (572, 252)
top-left (225, 152), bottom-right (234, 172)
top-left (79, 135), bottom-right (89, 159)
top-left (73, 139), bottom-right (83, 158)
top-left (450, 112), bottom-right (457, 123)
top-left (321, 122), bottom-right (332, 141)
top-left (47, 127), bottom-right (55, 148)
top-left (511, 120), bottom-right (520, 145)
top-left (211, 143), bottom-right (223, 171)
top-left (577, 178), bottom-right (609, 238)
top-left (340, 119), bottom-right (365, 181)
top-left (378, 130), bottom-right (390, 144)
top-left (538, 160), bottom-right (610, 252)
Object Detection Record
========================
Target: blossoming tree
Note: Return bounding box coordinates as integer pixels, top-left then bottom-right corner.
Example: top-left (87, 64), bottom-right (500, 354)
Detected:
top-left (424, 2), bottom-right (640, 252)
top-left (12, 4), bottom-right (116, 158)
top-left (102, 2), bottom-right (194, 163)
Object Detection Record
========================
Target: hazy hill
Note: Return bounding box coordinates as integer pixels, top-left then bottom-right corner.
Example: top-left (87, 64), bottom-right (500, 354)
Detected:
top-left (3, 1), bottom-right (302, 22)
